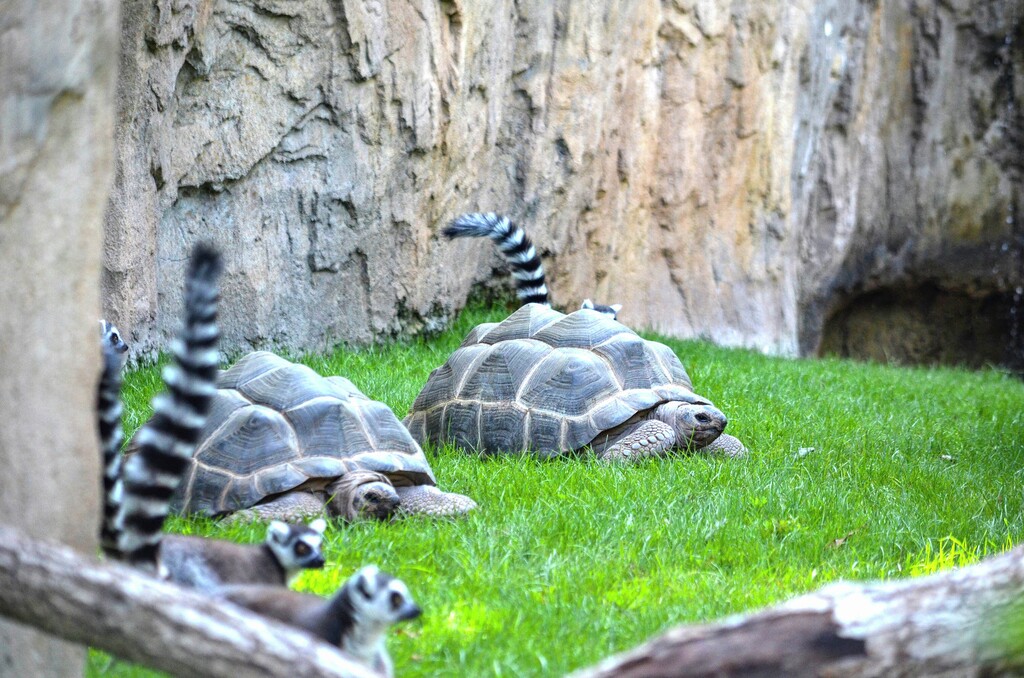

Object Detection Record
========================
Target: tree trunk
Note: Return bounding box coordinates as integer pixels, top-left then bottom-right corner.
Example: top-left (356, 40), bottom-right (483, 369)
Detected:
top-left (0, 526), bottom-right (378, 678)
top-left (573, 546), bottom-right (1024, 678)
top-left (0, 0), bottom-right (120, 673)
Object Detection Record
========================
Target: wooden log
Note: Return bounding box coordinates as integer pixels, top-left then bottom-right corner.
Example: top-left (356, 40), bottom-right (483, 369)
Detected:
top-left (574, 546), bottom-right (1024, 677)
top-left (0, 525), bottom-right (378, 678)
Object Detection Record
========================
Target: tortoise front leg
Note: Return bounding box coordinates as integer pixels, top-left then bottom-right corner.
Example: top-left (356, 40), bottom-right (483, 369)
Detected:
top-left (223, 491), bottom-right (328, 524)
top-left (591, 420), bottom-right (677, 462)
top-left (395, 486), bottom-right (478, 517)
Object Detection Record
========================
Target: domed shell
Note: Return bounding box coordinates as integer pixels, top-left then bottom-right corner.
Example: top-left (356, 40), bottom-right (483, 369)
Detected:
top-left (404, 304), bottom-right (706, 457)
top-left (172, 351), bottom-right (436, 516)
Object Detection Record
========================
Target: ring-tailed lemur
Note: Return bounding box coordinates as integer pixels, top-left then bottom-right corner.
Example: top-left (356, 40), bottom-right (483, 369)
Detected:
top-left (443, 212), bottom-right (622, 320)
top-left (156, 519), bottom-right (327, 592)
top-left (220, 565), bottom-right (421, 678)
top-left (101, 245), bottom-right (327, 590)
top-left (99, 319), bottom-right (129, 370)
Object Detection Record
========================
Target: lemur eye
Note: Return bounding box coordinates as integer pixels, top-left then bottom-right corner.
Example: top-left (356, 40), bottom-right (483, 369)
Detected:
top-left (389, 591), bottom-right (404, 609)
top-left (294, 542), bottom-right (311, 556)
top-left (110, 333), bottom-right (119, 344)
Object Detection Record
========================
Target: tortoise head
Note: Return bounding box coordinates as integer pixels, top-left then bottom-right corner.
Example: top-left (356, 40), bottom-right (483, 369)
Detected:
top-left (326, 471), bottom-right (400, 521)
top-left (655, 397), bottom-right (727, 450)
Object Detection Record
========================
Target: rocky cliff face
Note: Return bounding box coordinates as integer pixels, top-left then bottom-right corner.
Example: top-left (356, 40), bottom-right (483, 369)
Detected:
top-left (799, 1), bottom-right (1024, 370)
top-left (103, 0), bottom-right (1023, 370)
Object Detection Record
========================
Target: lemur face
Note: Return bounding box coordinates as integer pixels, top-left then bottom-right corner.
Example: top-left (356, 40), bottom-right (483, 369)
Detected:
top-left (99, 319), bottom-right (130, 369)
top-left (266, 519), bottom-right (327, 571)
top-left (349, 565), bottom-right (422, 625)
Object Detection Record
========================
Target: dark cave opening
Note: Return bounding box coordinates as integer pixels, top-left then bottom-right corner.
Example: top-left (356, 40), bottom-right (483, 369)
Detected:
top-left (818, 284), bottom-right (1024, 375)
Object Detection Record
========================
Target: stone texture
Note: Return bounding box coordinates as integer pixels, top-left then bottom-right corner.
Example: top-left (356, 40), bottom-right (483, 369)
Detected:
top-left (0, 0), bottom-right (119, 674)
top-left (797, 1), bottom-right (1024, 370)
top-left (102, 0), bottom-right (1023, 369)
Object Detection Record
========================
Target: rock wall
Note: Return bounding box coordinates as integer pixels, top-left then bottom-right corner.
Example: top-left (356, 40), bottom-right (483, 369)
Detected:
top-left (798, 1), bottom-right (1024, 369)
top-left (103, 0), bottom-right (1023, 369)
top-left (0, 0), bottom-right (119, 674)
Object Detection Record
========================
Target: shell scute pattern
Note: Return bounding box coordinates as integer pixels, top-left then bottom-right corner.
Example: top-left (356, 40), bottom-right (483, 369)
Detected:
top-left (405, 304), bottom-right (705, 456)
top-left (458, 322), bottom-right (499, 348)
top-left (523, 411), bottom-right (563, 457)
top-left (472, 304), bottom-right (563, 345)
top-left (517, 349), bottom-right (619, 417)
top-left (587, 395), bottom-right (644, 432)
top-left (442, 402), bottom-right (481, 452)
top-left (285, 397), bottom-right (370, 458)
top-left (530, 309), bottom-right (624, 349)
top-left (172, 351), bottom-right (436, 516)
top-left (646, 341), bottom-right (695, 389)
top-left (459, 339), bottom-right (550, 404)
top-left (198, 405), bottom-right (299, 474)
top-left (591, 335), bottom-right (673, 391)
top-left (479, 403), bottom-right (528, 455)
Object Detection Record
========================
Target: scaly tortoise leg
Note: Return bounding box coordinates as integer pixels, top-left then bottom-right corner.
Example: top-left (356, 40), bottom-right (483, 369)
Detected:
top-left (395, 486), bottom-right (478, 517)
top-left (594, 420), bottom-right (677, 462)
top-left (223, 491), bottom-right (328, 525)
top-left (700, 433), bottom-right (747, 458)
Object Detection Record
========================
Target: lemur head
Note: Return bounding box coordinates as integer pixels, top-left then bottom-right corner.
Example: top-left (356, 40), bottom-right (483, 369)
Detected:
top-left (265, 519), bottom-right (327, 573)
top-left (345, 565), bottom-right (421, 626)
top-left (580, 299), bottom-right (623, 321)
top-left (99, 319), bottom-right (130, 370)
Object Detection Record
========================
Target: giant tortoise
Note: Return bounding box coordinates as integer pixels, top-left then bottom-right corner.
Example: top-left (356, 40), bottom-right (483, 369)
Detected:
top-left (404, 304), bottom-right (745, 460)
top-left (167, 351), bottom-right (476, 522)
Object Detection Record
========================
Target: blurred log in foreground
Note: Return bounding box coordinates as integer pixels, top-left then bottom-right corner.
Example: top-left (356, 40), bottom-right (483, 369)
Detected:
top-left (574, 546), bottom-right (1024, 677)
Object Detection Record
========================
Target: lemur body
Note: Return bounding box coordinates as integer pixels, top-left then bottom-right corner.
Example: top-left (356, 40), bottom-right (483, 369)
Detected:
top-left (220, 565), bottom-right (421, 678)
top-left (157, 520), bottom-right (326, 591)
top-left (443, 212), bottom-right (622, 319)
top-left (99, 245), bottom-right (325, 590)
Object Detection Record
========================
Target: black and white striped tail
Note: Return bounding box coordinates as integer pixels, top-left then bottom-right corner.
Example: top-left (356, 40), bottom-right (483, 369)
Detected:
top-left (443, 213), bottom-right (550, 306)
top-left (97, 344), bottom-right (125, 558)
top-left (116, 244), bottom-right (223, 571)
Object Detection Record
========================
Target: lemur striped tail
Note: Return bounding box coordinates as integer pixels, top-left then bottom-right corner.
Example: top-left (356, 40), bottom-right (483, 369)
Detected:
top-left (115, 244), bottom-right (223, 571)
top-left (443, 213), bottom-right (550, 306)
top-left (97, 341), bottom-right (125, 558)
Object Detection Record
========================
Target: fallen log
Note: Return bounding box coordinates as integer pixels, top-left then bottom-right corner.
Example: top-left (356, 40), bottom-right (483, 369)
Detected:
top-left (0, 525), bottom-right (377, 678)
top-left (574, 545), bottom-right (1024, 677)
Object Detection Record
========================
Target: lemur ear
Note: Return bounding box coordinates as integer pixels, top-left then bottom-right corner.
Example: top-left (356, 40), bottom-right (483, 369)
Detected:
top-left (267, 521), bottom-right (290, 543)
top-left (610, 304), bottom-right (622, 314)
top-left (581, 299), bottom-right (594, 309)
top-left (356, 565), bottom-right (380, 598)
top-left (309, 518), bottom-right (327, 535)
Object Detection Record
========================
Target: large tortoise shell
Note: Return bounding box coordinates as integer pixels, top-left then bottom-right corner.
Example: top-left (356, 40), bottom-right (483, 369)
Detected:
top-left (172, 351), bottom-right (436, 516)
top-left (403, 304), bottom-right (708, 457)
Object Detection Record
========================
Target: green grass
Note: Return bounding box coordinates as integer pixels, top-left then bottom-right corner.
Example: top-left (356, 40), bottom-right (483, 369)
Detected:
top-left (89, 304), bottom-right (1024, 677)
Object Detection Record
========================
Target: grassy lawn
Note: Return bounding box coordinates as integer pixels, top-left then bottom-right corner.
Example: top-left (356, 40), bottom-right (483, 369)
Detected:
top-left (90, 305), bottom-right (1024, 677)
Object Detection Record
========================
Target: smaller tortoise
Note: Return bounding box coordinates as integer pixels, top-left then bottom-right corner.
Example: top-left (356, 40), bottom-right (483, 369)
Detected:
top-left (404, 304), bottom-right (745, 461)
top-left (168, 351), bottom-right (476, 523)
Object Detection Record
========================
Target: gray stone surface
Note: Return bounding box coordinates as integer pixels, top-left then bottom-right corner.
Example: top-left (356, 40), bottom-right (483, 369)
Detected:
top-left (0, 0), bottom-right (119, 674)
top-left (102, 1), bottom-right (1023, 368)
